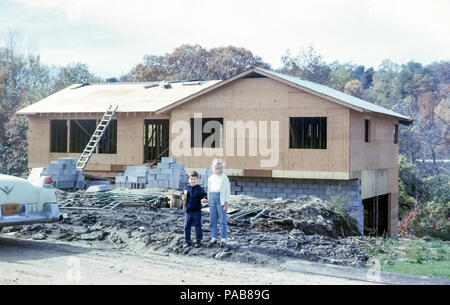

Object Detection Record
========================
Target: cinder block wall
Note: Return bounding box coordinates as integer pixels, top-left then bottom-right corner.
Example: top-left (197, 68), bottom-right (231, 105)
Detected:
top-left (227, 176), bottom-right (363, 234)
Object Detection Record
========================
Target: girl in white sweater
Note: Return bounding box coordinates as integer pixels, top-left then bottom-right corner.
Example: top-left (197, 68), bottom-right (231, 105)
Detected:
top-left (207, 159), bottom-right (231, 247)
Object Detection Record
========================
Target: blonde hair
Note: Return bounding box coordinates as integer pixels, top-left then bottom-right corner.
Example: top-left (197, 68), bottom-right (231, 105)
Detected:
top-left (211, 159), bottom-right (226, 171)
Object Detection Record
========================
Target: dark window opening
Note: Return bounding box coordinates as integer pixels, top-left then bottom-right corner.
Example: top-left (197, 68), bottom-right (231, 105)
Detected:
top-left (363, 194), bottom-right (389, 236)
top-left (365, 119), bottom-right (370, 142)
top-left (393, 124), bottom-right (399, 144)
top-left (99, 120), bottom-right (117, 154)
top-left (190, 118), bottom-right (223, 148)
top-left (289, 117), bottom-right (327, 149)
top-left (50, 120), bottom-right (68, 153)
top-left (69, 120), bottom-right (96, 153)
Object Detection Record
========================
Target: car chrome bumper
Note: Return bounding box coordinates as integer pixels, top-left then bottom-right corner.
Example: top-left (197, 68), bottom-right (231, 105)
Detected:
top-left (0, 203), bottom-right (62, 227)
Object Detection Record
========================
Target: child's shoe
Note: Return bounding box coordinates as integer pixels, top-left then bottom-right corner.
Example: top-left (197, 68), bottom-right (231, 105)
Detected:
top-left (207, 239), bottom-right (217, 248)
top-left (194, 240), bottom-right (202, 248)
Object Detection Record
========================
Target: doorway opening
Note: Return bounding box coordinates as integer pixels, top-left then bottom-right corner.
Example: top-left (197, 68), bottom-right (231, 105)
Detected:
top-left (144, 119), bottom-right (169, 163)
top-left (363, 194), bottom-right (389, 236)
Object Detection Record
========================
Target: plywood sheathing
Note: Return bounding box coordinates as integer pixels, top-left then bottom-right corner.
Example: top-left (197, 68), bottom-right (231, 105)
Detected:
top-left (169, 77), bottom-right (350, 174)
top-left (349, 110), bottom-right (399, 197)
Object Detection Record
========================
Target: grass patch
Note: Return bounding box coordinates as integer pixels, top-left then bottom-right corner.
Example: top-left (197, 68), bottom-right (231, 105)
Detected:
top-left (381, 260), bottom-right (450, 279)
top-left (363, 238), bottom-right (450, 279)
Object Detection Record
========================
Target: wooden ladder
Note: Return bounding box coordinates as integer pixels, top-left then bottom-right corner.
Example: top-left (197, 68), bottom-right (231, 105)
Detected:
top-left (76, 105), bottom-right (118, 170)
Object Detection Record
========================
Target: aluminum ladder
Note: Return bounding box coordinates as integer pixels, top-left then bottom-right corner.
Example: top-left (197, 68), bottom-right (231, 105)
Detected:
top-left (76, 105), bottom-right (118, 170)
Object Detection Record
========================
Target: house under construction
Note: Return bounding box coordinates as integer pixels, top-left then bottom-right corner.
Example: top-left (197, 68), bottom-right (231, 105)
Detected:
top-left (17, 67), bottom-right (413, 237)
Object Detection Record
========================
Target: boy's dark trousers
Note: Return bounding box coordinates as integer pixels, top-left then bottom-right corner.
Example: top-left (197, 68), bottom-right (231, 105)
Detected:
top-left (184, 210), bottom-right (202, 243)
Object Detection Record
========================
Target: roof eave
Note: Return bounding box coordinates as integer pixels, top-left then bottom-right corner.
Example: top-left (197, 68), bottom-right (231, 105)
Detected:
top-left (399, 118), bottom-right (414, 125)
top-left (252, 68), bottom-right (366, 113)
top-left (359, 108), bottom-right (413, 124)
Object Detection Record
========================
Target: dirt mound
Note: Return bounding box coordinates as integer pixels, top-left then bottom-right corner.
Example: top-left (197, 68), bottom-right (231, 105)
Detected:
top-left (230, 195), bottom-right (360, 238)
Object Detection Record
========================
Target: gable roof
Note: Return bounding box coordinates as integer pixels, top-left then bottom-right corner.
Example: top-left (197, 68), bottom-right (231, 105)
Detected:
top-left (16, 80), bottom-right (221, 115)
top-left (156, 67), bottom-right (413, 124)
top-left (17, 67), bottom-right (412, 124)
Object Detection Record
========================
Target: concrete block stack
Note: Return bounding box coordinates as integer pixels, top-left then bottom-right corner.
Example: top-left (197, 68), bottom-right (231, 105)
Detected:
top-left (115, 173), bottom-right (127, 187)
top-left (193, 168), bottom-right (213, 192)
top-left (115, 165), bottom-right (149, 189)
top-left (147, 157), bottom-right (188, 189)
top-left (75, 169), bottom-right (86, 189)
top-left (41, 158), bottom-right (86, 189)
top-left (114, 157), bottom-right (189, 190)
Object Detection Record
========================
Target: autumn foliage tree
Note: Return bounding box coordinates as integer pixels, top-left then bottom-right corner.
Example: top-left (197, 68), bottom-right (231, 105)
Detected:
top-left (280, 45), bottom-right (330, 85)
top-left (52, 62), bottom-right (102, 91)
top-left (0, 34), bottom-right (102, 176)
top-left (121, 44), bottom-right (270, 81)
top-left (0, 35), bottom-right (49, 176)
top-left (344, 79), bottom-right (363, 98)
top-left (206, 46), bottom-right (270, 79)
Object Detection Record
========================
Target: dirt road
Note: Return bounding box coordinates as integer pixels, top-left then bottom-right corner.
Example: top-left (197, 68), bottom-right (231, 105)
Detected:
top-left (0, 235), bottom-right (371, 285)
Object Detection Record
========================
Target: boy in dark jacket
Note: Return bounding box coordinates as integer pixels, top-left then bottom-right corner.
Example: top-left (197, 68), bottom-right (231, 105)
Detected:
top-left (181, 171), bottom-right (207, 248)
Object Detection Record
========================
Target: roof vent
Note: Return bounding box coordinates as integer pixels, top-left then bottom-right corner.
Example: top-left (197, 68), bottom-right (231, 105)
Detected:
top-left (71, 83), bottom-right (91, 89)
top-left (144, 83), bottom-right (158, 89)
top-left (159, 81), bottom-right (171, 89)
top-left (182, 81), bottom-right (201, 86)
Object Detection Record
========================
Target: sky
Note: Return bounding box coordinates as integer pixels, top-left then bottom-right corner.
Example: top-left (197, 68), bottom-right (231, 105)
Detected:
top-left (0, 0), bottom-right (449, 78)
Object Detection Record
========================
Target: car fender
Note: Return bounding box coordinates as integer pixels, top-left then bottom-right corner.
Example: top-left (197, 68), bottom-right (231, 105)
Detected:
top-left (30, 179), bottom-right (57, 205)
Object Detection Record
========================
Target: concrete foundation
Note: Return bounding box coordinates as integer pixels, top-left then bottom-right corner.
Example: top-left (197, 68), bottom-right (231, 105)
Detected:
top-left (228, 176), bottom-right (364, 234)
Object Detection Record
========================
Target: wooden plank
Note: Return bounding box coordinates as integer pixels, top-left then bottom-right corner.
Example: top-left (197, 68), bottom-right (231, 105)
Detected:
top-left (375, 196), bottom-right (379, 236)
top-left (243, 169), bottom-right (272, 178)
top-left (67, 119), bottom-right (71, 153)
top-left (83, 173), bottom-right (114, 182)
top-left (272, 169), bottom-right (349, 180)
top-left (111, 164), bottom-right (126, 172)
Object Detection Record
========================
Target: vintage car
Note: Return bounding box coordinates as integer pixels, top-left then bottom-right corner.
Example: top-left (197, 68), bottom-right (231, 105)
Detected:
top-left (0, 174), bottom-right (62, 232)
